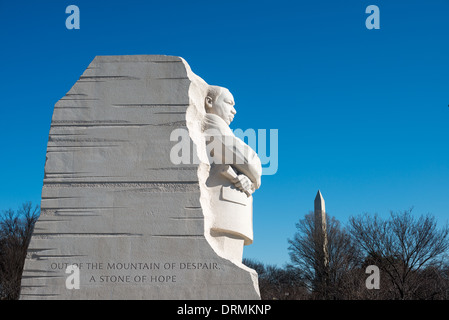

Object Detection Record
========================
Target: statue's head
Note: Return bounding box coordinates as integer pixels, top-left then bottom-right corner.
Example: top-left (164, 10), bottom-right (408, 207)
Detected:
top-left (205, 86), bottom-right (236, 125)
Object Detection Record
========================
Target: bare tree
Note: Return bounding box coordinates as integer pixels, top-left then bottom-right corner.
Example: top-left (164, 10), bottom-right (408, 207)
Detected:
top-left (0, 202), bottom-right (39, 300)
top-left (288, 212), bottom-right (361, 299)
top-left (243, 258), bottom-right (308, 300)
top-left (349, 209), bottom-right (449, 300)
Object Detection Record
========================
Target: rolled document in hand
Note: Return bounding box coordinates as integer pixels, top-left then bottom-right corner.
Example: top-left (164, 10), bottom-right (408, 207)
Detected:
top-left (220, 165), bottom-right (253, 197)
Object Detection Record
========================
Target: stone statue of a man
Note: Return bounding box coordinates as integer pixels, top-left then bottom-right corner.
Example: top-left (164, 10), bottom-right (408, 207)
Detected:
top-left (202, 85), bottom-right (262, 262)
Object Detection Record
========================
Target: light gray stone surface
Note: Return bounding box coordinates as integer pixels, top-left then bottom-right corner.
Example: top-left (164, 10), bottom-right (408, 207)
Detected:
top-left (314, 190), bottom-right (328, 269)
top-left (20, 55), bottom-right (260, 299)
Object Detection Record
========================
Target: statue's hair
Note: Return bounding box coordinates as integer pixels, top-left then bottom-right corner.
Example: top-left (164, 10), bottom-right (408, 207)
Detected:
top-left (206, 85), bottom-right (225, 103)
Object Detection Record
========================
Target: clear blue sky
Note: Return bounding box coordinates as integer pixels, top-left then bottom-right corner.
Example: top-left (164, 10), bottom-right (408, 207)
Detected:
top-left (1, 0), bottom-right (448, 266)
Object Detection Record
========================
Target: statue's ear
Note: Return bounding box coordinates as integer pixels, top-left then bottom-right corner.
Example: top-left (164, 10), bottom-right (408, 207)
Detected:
top-left (205, 96), bottom-right (213, 109)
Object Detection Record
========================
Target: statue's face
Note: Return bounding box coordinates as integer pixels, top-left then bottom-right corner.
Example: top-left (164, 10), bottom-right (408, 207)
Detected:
top-left (207, 89), bottom-right (236, 125)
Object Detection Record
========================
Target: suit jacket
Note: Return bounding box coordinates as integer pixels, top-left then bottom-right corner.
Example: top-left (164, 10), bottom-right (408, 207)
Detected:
top-left (202, 113), bottom-right (262, 245)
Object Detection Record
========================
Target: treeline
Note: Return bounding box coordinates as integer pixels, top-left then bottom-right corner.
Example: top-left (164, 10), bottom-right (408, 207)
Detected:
top-left (0, 203), bottom-right (39, 300)
top-left (245, 208), bottom-right (449, 300)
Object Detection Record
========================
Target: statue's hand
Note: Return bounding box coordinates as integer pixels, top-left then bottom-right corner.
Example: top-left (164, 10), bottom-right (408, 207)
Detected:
top-left (232, 174), bottom-right (253, 195)
top-left (220, 165), bottom-right (254, 197)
